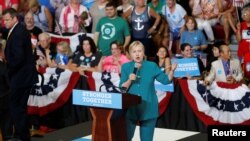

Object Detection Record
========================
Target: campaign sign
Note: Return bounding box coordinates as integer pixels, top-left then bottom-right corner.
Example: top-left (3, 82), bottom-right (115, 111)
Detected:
top-left (73, 90), bottom-right (122, 109)
top-left (154, 81), bottom-right (174, 92)
top-left (172, 58), bottom-right (200, 77)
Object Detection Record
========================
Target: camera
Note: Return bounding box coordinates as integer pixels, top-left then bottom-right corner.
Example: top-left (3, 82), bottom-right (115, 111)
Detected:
top-left (242, 30), bottom-right (250, 40)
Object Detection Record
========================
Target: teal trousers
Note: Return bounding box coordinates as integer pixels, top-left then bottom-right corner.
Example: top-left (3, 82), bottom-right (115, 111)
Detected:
top-left (126, 118), bottom-right (157, 141)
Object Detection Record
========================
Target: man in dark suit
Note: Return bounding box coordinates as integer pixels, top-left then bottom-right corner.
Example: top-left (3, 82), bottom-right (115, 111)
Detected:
top-left (0, 41), bottom-right (12, 141)
top-left (2, 8), bottom-right (38, 141)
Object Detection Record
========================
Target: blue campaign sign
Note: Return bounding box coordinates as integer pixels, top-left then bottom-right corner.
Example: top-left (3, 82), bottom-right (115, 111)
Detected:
top-left (154, 81), bottom-right (174, 92)
top-left (171, 58), bottom-right (200, 77)
top-left (73, 89), bottom-right (122, 109)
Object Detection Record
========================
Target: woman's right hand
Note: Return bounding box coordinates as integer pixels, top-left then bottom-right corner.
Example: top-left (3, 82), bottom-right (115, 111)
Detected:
top-left (129, 73), bottom-right (137, 81)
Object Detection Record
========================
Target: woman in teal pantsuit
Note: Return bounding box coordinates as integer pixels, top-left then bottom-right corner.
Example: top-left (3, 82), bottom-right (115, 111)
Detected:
top-left (120, 41), bottom-right (176, 141)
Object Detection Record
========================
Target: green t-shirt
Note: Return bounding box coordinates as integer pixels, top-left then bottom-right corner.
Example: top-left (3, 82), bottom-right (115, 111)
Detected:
top-left (148, 1), bottom-right (164, 14)
top-left (96, 16), bottom-right (130, 56)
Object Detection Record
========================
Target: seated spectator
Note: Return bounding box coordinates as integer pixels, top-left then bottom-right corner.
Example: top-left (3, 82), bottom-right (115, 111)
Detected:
top-left (59, 0), bottom-right (91, 33)
top-left (46, 41), bottom-right (72, 69)
top-left (180, 43), bottom-right (206, 79)
top-left (36, 32), bottom-right (57, 73)
top-left (154, 46), bottom-right (171, 73)
top-left (97, 41), bottom-right (130, 73)
top-left (190, 0), bottom-right (219, 43)
top-left (180, 16), bottom-right (207, 52)
top-left (72, 36), bottom-right (102, 74)
top-left (29, 0), bottom-right (53, 32)
top-left (217, 0), bottom-right (237, 45)
top-left (206, 40), bottom-right (225, 71)
top-left (205, 44), bottom-right (243, 84)
top-left (236, 6), bottom-right (250, 61)
top-left (24, 11), bottom-right (42, 50)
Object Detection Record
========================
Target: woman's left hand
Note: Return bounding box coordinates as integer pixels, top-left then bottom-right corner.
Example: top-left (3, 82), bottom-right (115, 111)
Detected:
top-left (171, 63), bottom-right (177, 72)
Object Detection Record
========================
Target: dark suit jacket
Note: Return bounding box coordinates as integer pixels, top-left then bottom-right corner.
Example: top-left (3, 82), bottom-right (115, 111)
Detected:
top-left (5, 23), bottom-right (38, 89)
top-left (0, 60), bottom-right (9, 97)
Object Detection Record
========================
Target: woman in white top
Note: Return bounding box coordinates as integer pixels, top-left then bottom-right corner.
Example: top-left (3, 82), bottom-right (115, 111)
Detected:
top-left (162, 0), bottom-right (187, 54)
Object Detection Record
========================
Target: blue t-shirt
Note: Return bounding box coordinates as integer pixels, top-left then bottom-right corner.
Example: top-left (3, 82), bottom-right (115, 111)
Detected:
top-left (180, 30), bottom-right (207, 48)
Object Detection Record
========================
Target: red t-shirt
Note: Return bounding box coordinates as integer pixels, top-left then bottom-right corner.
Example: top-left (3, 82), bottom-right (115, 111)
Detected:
top-left (238, 21), bottom-right (250, 59)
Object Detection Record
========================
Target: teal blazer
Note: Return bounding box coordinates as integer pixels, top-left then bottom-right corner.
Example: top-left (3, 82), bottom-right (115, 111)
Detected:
top-left (120, 60), bottom-right (171, 120)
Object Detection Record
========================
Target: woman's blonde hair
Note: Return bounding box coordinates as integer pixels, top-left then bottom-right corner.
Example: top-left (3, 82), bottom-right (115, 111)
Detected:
top-left (29, 0), bottom-right (40, 9)
top-left (242, 7), bottom-right (250, 19)
top-left (57, 41), bottom-right (72, 56)
top-left (128, 41), bottom-right (145, 54)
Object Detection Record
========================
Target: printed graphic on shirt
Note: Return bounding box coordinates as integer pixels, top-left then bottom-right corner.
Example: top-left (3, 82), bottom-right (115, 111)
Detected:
top-left (101, 23), bottom-right (116, 40)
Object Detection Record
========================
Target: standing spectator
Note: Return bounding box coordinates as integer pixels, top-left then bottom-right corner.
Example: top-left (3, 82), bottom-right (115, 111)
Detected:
top-left (0, 41), bottom-right (11, 141)
top-left (2, 8), bottom-right (38, 141)
top-left (29, 0), bottom-right (53, 32)
top-left (18, 0), bottom-right (30, 21)
top-left (24, 11), bottom-right (43, 50)
top-left (123, 0), bottom-right (161, 57)
top-left (148, 0), bottom-right (164, 14)
top-left (94, 2), bottom-right (131, 56)
top-left (50, 0), bottom-right (69, 23)
top-left (120, 41), bottom-right (176, 141)
top-left (59, 0), bottom-right (91, 33)
top-left (0, 0), bottom-right (19, 39)
top-left (81, 0), bottom-right (95, 9)
top-left (89, 0), bottom-right (109, 33)
top-left (236, 6), bottom-right (250, 61)
top-left (117, 0), bottom-right (134, 17)
top-left (162, 0), bottom-right (186, 54)
top-left (180, 16), bottom-right (207, 52)
top-left (38, 0), bottom-right (56, 15)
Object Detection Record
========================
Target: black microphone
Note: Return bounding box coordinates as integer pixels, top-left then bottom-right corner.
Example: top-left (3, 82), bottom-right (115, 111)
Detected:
top-left (133, 63), bottom-right (139, 74)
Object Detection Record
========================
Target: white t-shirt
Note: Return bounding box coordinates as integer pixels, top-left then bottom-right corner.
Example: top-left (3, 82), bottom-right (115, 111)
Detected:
top-left (162, 4), bottom-right (186, 32)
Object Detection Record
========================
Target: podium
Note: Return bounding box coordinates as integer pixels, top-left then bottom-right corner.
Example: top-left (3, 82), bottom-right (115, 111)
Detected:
top-left (73, 90), bottom-right (141, 141)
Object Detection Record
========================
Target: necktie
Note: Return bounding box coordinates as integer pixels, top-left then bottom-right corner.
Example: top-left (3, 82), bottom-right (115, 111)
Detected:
top-left (225, 61), bottom-right (230, 76)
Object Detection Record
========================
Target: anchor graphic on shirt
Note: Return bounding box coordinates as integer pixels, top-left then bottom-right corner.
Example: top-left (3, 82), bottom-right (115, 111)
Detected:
top-left (134, 17), bottom-right (144, 31)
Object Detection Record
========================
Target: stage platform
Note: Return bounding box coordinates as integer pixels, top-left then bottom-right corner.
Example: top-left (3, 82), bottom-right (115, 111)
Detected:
top-left (31, 121), bottom-right (207, 141)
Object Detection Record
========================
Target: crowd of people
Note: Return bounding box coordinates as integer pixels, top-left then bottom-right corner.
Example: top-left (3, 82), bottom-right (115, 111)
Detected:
top-left (0, 0), bottom-right (250, 141)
